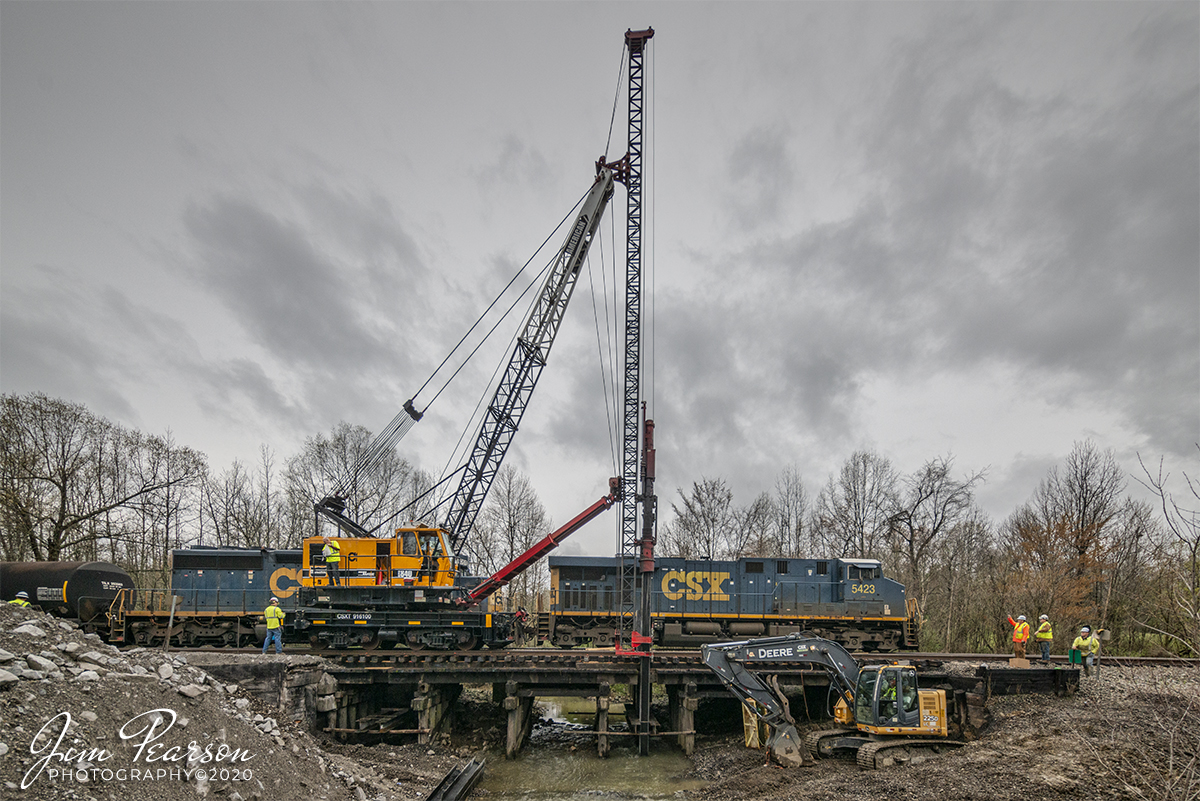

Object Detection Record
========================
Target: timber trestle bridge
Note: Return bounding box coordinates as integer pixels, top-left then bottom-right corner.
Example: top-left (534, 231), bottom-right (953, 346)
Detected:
top-left (320, 648), bottom-right (944, 758)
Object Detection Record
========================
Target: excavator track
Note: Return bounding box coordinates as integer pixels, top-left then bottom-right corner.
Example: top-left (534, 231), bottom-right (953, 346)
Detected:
top-left (855, 738), bottom-right (965, 770)
top-left (804, 727), bottom-right (857, 758)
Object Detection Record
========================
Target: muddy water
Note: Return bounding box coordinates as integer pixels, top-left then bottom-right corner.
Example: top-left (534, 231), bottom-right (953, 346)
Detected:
top-left (475, 697), bottom-right (708, 800)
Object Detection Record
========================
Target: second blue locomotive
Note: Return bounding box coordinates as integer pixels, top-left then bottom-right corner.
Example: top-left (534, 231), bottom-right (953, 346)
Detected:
top-left (544, 555), bottom-right (918, 651)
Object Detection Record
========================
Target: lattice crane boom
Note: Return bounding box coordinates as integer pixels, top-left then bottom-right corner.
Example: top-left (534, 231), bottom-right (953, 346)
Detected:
top-left (442, 167), bottom-right (617, 553)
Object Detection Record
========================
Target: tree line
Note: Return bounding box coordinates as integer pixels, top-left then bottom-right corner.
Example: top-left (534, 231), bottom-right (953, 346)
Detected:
top-left (0, 393), bottom-right (549, 608)
top-left (1, 392), bottom-right (1196, 656)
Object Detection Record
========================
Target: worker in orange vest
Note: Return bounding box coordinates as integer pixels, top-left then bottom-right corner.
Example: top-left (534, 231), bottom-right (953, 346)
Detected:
top-left (1006, 614), bottom-right (1031, 659)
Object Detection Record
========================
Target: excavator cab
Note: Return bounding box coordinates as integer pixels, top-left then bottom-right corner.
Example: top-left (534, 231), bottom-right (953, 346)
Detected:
top-left (855, 665), bottom-right (921, 728)
top-left (703, 634), bottom-right (962, 769)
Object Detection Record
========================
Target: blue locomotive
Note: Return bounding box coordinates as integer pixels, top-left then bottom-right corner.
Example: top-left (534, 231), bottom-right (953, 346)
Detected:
top-left (544, 555), bottom-right (919, 651)
top-left (110, 546), bottom-right (305, 647)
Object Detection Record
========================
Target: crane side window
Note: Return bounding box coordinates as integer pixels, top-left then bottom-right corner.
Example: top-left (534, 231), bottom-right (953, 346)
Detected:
top-left (418, 532), bottom-right (442, 557)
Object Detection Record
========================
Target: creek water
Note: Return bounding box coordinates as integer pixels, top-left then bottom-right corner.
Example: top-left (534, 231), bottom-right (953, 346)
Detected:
top-left (473, 697), bottom-right (709, 800)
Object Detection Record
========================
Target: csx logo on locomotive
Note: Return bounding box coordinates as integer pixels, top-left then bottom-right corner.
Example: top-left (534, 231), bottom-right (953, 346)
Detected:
top-left (661, 570), bottom-right (732, 601)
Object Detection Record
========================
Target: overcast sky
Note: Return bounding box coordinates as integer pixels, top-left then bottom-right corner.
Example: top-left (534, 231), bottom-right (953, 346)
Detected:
top-left (2, 2), bottom-right (1197, 557)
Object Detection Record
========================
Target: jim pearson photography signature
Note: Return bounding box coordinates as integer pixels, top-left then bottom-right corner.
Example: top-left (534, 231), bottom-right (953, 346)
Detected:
top-left (22, 708), bottom-right (256, 789)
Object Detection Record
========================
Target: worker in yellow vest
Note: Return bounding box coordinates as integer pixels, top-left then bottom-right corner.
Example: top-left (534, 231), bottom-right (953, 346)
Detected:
top-left (1006, 614), bottom-right (1031, 659)
top-left (262, 596), bottom-right (285, 655)
top-left (322, 536), bottom-right (342, 587)
top-left (1034, 614), bottom-right (1054, 662)
top-left (8, 591), bottom-right (31, 607)
top-left (1070, 626), bottom-right (1100, 676)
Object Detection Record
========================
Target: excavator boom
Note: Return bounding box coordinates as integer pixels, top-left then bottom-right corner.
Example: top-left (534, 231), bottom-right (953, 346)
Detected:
top-left (701, 634), bottom-right (859, 767)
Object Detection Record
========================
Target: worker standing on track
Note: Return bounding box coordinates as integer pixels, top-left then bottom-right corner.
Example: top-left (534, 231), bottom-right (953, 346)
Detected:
top-left (1007, 614), bottom-right (1031, 659)
top-left (8, 591), bottom-right (30, 607)
top-left (1071, 626), bottom-right (1100, 676)
top-left (262, 596), bottom-right (285, 655)
top-left (1034, 614), bottom-right (1054, 662)
top-left (322, 536), bottom-right (342, 587)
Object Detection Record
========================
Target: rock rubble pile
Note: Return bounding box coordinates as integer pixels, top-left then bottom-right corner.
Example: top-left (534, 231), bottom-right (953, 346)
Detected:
top-left (0, 602), bottom-right (452, 801)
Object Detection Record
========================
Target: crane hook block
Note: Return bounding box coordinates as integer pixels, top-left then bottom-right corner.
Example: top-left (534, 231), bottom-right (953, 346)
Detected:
top-left (403, 399), bottom-right (424, 422)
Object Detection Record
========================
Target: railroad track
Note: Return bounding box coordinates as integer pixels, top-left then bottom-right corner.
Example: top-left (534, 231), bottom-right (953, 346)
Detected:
top-left (153, 645), bottom-right (1195, 668)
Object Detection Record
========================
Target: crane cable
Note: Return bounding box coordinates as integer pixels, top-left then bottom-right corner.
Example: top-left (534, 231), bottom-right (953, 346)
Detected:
top-left (425, 187), bottom-right (597, 507)
top-left (337, 37), bottom-right (635, 513)
top-left (334, 186), bottom-right (596, 499)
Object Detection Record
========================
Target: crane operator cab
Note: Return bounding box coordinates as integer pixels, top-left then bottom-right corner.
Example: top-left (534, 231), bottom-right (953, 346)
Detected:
top-left (834, 664), bottom-right (948, 736)
top-left (300, 526), bottom-right (459, 590)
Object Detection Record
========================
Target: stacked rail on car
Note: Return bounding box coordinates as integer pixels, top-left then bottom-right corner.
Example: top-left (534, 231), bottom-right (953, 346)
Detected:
top-left (544, 556), bottom-right (920, 651)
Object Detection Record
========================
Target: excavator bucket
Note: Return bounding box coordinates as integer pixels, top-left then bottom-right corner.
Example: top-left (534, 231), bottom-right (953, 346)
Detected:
top-left (766, 725), bottom-right (812, 767)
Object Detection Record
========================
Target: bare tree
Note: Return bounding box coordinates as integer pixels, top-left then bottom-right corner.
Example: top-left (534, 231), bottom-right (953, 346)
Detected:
top-left (771, 465), bottom-right (810, 557)
top-left (283, 422), bottom-right (419, 542)
top-left (659, 477), bottom-right (735, 559)
top-left (811, 450), bottom-right (898, 559)
top-left (921, 510), bottom-right (994, 651)
top-left (888, 456), bottom-right (985, 604)
top-left (1135, 450), bottom-right (1200, 656)
top-left (470, 466), bottom-right (548, 609)
top-left (0, 393), bottom-right (205, 561)
top-left (734, 492), bottom-right (775, 557)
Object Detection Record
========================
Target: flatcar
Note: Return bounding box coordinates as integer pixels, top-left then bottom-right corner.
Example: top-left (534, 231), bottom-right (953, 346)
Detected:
top-left (543, 555), bottom-right (919, 652)
top-left (293, 530), bottom-right (515, 651)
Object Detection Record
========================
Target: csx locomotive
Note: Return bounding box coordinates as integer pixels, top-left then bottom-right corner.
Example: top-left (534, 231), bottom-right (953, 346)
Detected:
top-left (3, 548), bottom-right (306, 647)
top-left (2, 551), bottom-right (918, 652)
top-left (2, 543), bottom-right (515, 650)
top-left (543, 555), bottom-right (919, 652)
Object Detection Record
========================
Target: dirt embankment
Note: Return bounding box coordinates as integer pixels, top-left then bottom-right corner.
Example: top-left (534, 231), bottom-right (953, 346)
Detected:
top-left (685, 662), bottom-right (1200, 801)
top-left (0, 603), bottom-right (460, 801)
top-left (1, 598), bottom-right (1195, 801)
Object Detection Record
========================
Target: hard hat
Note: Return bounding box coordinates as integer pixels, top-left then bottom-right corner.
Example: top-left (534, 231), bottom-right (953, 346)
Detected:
top-left (1081, 626), bottom-right (1090, 633)
top-left (15, 591), bottom-right (28, 599)
top-left (1040, 614), bottom-right (1049, 620)
top-left (1017, 615), bottom-right (1026, 621)
top-left (270, 597), bottom-right (279, 604)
